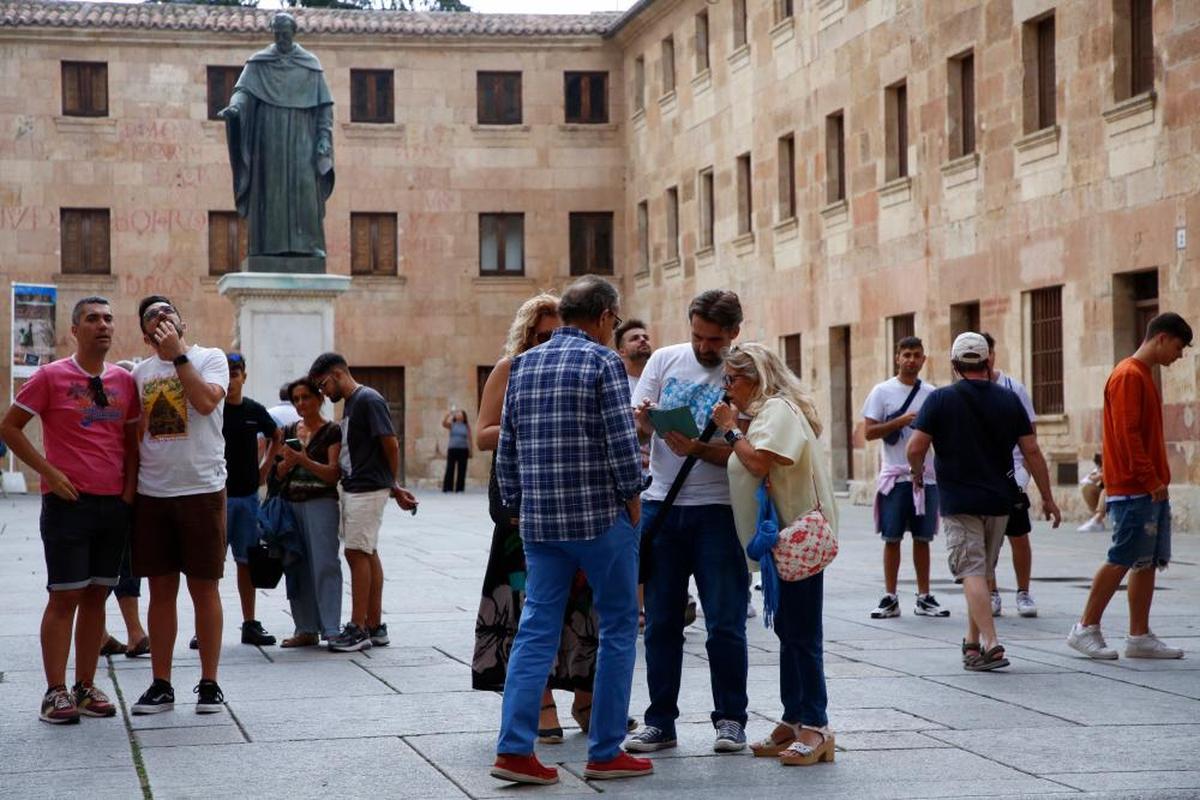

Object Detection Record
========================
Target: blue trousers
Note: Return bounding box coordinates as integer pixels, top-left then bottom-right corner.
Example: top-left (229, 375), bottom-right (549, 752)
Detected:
top-left (496, 512), bottom-right (639, 762)
top-left (285, 498), bottom-right (343, 639)
top-left (776, 570), bottom-right (828, 727)
top-left (642, 502), bottom-right (749, 733)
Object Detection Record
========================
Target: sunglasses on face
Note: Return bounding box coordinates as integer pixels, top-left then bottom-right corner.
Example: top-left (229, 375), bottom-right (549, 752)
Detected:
top-left (88, 376), bottom-right (109, 408)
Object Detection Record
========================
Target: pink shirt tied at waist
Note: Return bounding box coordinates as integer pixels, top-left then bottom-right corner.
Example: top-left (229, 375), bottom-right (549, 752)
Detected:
top-left (874, 463), bottom-right (933, 530)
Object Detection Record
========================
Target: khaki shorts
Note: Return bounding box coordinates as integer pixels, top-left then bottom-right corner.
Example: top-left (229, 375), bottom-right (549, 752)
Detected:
top-left (943, 514), bottom-right (1007, 580)
top-left (340, 488), bottom-right (389, 554)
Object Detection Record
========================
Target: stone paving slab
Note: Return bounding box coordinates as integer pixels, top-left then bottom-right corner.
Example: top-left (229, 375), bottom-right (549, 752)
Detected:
top-left (1, 491), bottom-right (1199, 799)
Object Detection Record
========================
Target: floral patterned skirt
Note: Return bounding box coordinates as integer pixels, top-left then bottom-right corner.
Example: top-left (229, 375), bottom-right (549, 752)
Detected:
top-left (471, 519), bottom-right (598, 693)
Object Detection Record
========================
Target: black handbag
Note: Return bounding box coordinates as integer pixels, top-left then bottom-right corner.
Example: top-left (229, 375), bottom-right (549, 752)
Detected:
top-left (882, 380), bottom-right (922, 446)
top-left (246, 541), bottom-right (284, 589)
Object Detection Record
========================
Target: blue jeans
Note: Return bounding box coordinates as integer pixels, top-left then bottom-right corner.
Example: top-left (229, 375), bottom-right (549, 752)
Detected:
top-left (496, 512), bottom-right (639, 762)
top-left (776, 570), bottom-right (828, 727)
top-left (286, 497), bottom-right (343, 639)
top-left (642, 501), bottom-right (749, 733)
top-left (226, 493), bottom-right (260, 564)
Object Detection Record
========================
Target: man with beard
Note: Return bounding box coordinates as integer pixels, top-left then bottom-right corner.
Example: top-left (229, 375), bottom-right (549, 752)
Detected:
top-left (627, 290), bottom-right (750, 754)
top-left (3, 297), bottom-right (139, 724)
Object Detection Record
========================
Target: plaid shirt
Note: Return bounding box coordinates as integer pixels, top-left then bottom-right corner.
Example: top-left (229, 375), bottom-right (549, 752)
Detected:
top-left (497, 326), bottom-right (644, 543)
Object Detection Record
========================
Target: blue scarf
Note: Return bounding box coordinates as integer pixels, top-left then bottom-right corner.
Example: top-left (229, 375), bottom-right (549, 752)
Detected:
top-left (745, 482), bottom-right (780, 628)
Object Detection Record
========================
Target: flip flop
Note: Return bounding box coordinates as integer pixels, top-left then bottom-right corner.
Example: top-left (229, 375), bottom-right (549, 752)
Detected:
top-left (99, 636), bottom-right (125, 657)
top-left (125, 636), bottom-right (151, 658)
top-left (538, 702), bottom-right (563, 744)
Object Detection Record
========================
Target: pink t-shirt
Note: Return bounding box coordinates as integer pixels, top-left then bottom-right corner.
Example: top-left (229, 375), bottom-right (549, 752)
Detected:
top-left (13, 357), bottom-right (140, 496)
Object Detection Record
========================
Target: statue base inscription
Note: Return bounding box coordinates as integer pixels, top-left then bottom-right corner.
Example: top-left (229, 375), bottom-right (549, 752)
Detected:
top-left (244, 255), bottom-right (326, 275)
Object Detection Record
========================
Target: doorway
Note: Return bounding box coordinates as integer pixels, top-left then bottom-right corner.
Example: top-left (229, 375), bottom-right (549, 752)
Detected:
top-left (828, 325), bottom-right (853, 491)
top-left (351, 366), bottom-right (406, 483)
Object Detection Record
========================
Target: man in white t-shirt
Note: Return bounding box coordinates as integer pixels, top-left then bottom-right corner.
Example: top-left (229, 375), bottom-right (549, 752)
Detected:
top-left (625, 290), bottom-right (750, 754)
top-left (126, 296), bottom-right (231, 717)
top-left (983, 333), bottom-right (1039, 618)
top-left (862, 336), bottom-right (949, 620)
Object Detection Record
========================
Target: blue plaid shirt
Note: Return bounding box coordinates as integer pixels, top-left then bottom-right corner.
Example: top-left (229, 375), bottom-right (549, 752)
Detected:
top-left (497, 326), bottom-right (644, 543)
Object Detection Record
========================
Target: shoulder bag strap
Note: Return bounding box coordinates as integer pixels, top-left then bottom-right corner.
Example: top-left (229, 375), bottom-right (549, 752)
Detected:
top-left (896, 379), bottom-right (922, 417)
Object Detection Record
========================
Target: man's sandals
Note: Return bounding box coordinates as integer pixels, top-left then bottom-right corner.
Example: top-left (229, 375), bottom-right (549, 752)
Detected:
top-left (962, 639), bottom-right (1010, 671)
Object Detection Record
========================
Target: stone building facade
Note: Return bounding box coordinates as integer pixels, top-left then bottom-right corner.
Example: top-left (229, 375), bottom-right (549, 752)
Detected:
top-left (2, 0), bottom-right (1198, 521)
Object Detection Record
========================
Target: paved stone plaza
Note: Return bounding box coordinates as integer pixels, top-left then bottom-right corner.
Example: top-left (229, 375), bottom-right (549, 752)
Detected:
top-left (0, 490), bottom-right (1198, 800)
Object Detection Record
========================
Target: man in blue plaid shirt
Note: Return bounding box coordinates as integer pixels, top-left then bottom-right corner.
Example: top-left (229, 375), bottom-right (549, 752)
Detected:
top-left (491, 276), bottom-right (651, 786)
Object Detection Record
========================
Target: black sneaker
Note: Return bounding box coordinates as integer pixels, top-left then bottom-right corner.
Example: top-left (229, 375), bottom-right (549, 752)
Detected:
top-left (189, 635), bottom-right (199, 650)
top-left (131, 679), bottom-right (175, 715)
top-left (914, 593), bottom-right (951, 618)
top-left (241, 620), bottom-right (277, 646)
top-left (869, 594), bottom-right (900, 619)
top-left (194, 680), bottom-right (225, 714)
top-left (683, 596), bottom-right (698, 627)
top-left (328, 623), bottom-right (372, 652)
top-left (369, 624), bottom-right (390, 647)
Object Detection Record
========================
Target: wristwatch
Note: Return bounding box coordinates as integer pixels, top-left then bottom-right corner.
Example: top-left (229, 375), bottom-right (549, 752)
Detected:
top-left (723, 428), bottom-right (744, 445)
top-left (172, 353), bottom-right (190, 367)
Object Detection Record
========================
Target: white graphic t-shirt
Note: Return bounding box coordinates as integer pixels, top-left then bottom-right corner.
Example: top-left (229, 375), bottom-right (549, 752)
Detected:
top-left (632, 342), bottom-right (729, 505)
top-left (861, 376), bottom-right (937, 482)
top-left (133, 345), bottom-right (230, 498)
top-left (994, 370), bottom-right (1037, 488)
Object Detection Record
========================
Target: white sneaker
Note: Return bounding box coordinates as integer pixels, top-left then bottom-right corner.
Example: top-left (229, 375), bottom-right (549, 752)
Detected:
top-left (990, 591), bottom-right (1002, 617)
top-left (1066, 623), bottom-right (1119, 660)
top-left (1125, 632), bottom-right (1184, 659)
top-left (1015, 590), bottom-right (1038, 618)
top-left (1077, 519), bottom-right (1105, 533)
top-left (746, 602), bottom-right (757, 619)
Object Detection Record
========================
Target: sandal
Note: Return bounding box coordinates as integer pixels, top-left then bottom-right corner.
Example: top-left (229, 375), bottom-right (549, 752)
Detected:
top-left (750, 722), bottom-right (800, 757)
top-left (537, 703), bottom-right (563, 744)
top-left (965, 644), bottom-right (1010, 672)
top-left (570, 703), bottom-right (592, 734)
top-left (961, 639), bottom-right (981, 667)
top-left (281, 633), bottom-right (320, 648)
top-left (99, 635), bottom-right (125, 657)
top-left (125, 636), bottom-right (151, 658)
top-left (778, 727), bottom-right (835, 766)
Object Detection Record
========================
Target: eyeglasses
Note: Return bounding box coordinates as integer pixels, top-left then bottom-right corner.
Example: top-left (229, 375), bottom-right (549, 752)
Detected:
top-left (721, 373), bottom-right (747, 387)
top-left (611, 312), bottom-right (623, 332)
top-left (88, 376), bottom-right (109, 408)
top-left (141, 304), bottom-right (176, 323)
top-left (314, 374), bottom-right (334, 394)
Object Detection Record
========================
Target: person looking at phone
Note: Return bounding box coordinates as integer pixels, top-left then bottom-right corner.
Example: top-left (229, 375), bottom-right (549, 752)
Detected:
top-left (218, 352), bottom-right (281, 648)
top-left (308, 353), bottom-right (418, 652)
top-left (274, 377), bottom-right (343, 648)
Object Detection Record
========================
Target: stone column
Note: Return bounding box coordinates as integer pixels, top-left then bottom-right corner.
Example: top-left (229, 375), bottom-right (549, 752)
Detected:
top-left (217, 273), bottom-right (351, 406)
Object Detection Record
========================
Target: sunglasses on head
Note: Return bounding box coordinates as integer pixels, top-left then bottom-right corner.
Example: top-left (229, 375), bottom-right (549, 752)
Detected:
top-left (88, 376), bottom-right (109, 408)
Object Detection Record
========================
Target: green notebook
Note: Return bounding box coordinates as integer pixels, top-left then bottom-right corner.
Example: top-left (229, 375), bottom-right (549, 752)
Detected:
top-left (647, 406), bottom-right (701, 439)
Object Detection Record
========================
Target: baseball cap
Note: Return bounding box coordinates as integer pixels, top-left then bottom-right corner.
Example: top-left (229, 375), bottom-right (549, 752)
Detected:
top-left (951, 332), bottom-right (989, 364)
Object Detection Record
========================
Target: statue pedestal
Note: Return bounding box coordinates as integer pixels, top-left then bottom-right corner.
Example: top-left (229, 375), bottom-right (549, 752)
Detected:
top-left (217, 273), bottom-right (351, 406)
top-left (245, 255), bottom-right (326, 274)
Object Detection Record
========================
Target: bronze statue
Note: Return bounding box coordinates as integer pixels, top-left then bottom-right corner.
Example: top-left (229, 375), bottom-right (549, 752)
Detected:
top-left (220, 13), bottom-right (334, 272)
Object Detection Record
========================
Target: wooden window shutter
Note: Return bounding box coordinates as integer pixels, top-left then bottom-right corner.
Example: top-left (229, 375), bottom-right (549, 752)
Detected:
top-left (62, 63), bottom-right (80, 115)
top-left (91, 64), bottom-right (108, 115)
top-left (88, 210), bottom-right (110, 274)
top-left (1037, 16), bottom-right (1056, 128)
top-left (61, 210), bottom-right (83, 272)
top-left (1131, 0), bottom-right (1153, 96)
top-left (351, 214), bottom-right (372, 274)
top-left (351, 71), bottom-right (368, 122)
top-left (376, 214), bottom-right (397, 275)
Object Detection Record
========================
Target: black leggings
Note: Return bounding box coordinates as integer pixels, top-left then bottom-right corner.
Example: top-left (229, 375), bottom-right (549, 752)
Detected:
top-left (443, 448), bottom-right (469, 492)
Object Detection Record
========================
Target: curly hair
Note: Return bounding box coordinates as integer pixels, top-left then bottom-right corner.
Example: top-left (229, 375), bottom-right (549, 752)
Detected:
top-left (724, 342), bottom-right (823, 437)
top-left (503, 292), bottom-right (560, 358)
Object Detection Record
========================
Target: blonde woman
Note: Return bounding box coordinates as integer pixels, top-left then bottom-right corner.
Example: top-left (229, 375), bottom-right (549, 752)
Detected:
top-left (472, 294), bottom-right (603, 741)
top-left (711, 342), bottom-right (837, 767)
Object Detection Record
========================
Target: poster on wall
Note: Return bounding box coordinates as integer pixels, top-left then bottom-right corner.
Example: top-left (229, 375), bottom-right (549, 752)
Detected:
top-left (11, 283), bottom-right (57, 379)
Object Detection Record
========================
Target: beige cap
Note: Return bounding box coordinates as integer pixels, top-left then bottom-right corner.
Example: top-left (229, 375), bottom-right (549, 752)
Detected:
top-left (951, 332), bottom-right (989, 364)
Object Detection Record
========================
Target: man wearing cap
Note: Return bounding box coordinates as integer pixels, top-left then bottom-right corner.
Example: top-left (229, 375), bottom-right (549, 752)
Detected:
top-left (905, 333), bottom-right (1061, 671)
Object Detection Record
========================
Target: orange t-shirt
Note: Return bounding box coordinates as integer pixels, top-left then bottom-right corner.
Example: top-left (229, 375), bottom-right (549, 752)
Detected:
top-left (1102, 357), bottom-right (1169, 496)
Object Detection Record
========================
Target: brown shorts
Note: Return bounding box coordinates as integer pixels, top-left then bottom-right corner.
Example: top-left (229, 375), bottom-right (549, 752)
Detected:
top-left (132, 490), bottom-right (227, 580)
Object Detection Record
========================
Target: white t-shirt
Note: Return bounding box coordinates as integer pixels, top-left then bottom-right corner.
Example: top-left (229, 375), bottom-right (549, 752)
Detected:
top-left (994, 370), bottom-right (1036, 488)
top-left (632, 342), bottom-right (729, 505)
top-left (133, 345), bottom-right (230, 498)
top-left (267, 402), bottom-right (301, 428)
top-left (861, 376), bottom-right (936, 482)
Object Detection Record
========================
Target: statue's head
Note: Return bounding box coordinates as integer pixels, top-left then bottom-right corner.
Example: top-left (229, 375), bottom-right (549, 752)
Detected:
top-left (271, 13), bottom-right (297, 53)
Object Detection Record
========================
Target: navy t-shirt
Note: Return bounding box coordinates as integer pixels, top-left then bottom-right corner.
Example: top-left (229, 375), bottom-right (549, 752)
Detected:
top-left (223, 397), bottom-right (277, 498)
top-left (913, 379), bottom-right (1033, 516)
top-left (339, 385), bottom-right (397, 493)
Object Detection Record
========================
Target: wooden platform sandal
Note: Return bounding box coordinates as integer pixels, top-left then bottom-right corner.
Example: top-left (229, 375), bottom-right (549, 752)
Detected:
top-left (750, 722), bottom-right (800, 757)
top-left (778, 726), bottom-right (835, 766)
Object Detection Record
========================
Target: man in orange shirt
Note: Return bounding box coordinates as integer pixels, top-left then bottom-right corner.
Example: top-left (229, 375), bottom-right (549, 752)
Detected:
top-left (1067, 312), bottom-right (1192, 660)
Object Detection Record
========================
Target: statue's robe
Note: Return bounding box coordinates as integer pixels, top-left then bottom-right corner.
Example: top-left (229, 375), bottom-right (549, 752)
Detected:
top-left (225, 44), bottom-right (334, 258)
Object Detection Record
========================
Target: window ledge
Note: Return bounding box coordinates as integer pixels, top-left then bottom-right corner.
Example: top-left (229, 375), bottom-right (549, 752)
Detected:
top-left (1034, 413), bottom-right (1069, 433)
top-left (728, 44), bottom-right (750, 73)
top-left (559, 122), bottom-right (618, 134)
top-left (879, 175), bottom-right (912, 208)
top-left (820, 199), bottom-right (849, 225)
top-left (341, 122), bottom-right (405, 139)
top-left (473, 275), bottom-right (536, 289)
top-left (632, 106), bottom-right (646, 130)
top-left (818, 0), bottom-right (846, 28)
top-left (1102, 91), bottom-right (1155, 136)
top-left (634, 269), bottom-right (652, 288)
top-left (941, 151), bottom-right (980, 188)
top-left (470, 124), bottom-right (530, 138)
top-left (52, 272), bottom-right (117, 288)
top-left (774, 216), bottom-right (799, 242)
top-left (350, 274), bottom-right (408, 287)
top-left (54, 116), bottom-right (116, 135)
top-left (732, 231), bottom-right (756, 255)
top-left (696, 245), bottom-right (716, 263)
top-left (691, 68), bottom-right (712, 94)
top-left (770, 16), bottom-right (795, 47)
top-left (1014, 124), bottom-right (1060, 165)
top-left (661, 257), bottom-right (682, 277)
top-left (658, 89), bottom-right (678, 114)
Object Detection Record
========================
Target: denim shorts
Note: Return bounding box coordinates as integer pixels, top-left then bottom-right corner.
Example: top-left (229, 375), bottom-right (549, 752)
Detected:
top-left (226, 493), bottom-right (262, 564)
top-left (877, 482), bottom-right (939, 542)
top-left (1107, 497), bottom-right (1171, 570)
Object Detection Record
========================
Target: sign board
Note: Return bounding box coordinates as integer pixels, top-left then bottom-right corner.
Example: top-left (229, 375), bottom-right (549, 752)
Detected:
top-left (11, 283), bottom-right (56, 379)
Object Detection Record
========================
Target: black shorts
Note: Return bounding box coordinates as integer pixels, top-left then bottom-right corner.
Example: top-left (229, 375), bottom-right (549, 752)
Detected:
top-left (1006, 494), bottom-right (1033, 537)
top-left (41, 493), bottom-right (131, 592)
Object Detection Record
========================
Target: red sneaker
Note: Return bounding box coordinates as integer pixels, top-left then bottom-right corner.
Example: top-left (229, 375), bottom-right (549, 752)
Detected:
top-left (584, 751), bottom-right (654, 779)
top-left (490, 754), bottom-right (559, 785)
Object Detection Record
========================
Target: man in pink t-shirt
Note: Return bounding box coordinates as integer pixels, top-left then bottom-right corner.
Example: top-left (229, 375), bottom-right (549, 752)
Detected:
top-left (1, 296), bottom-right (139, 725)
